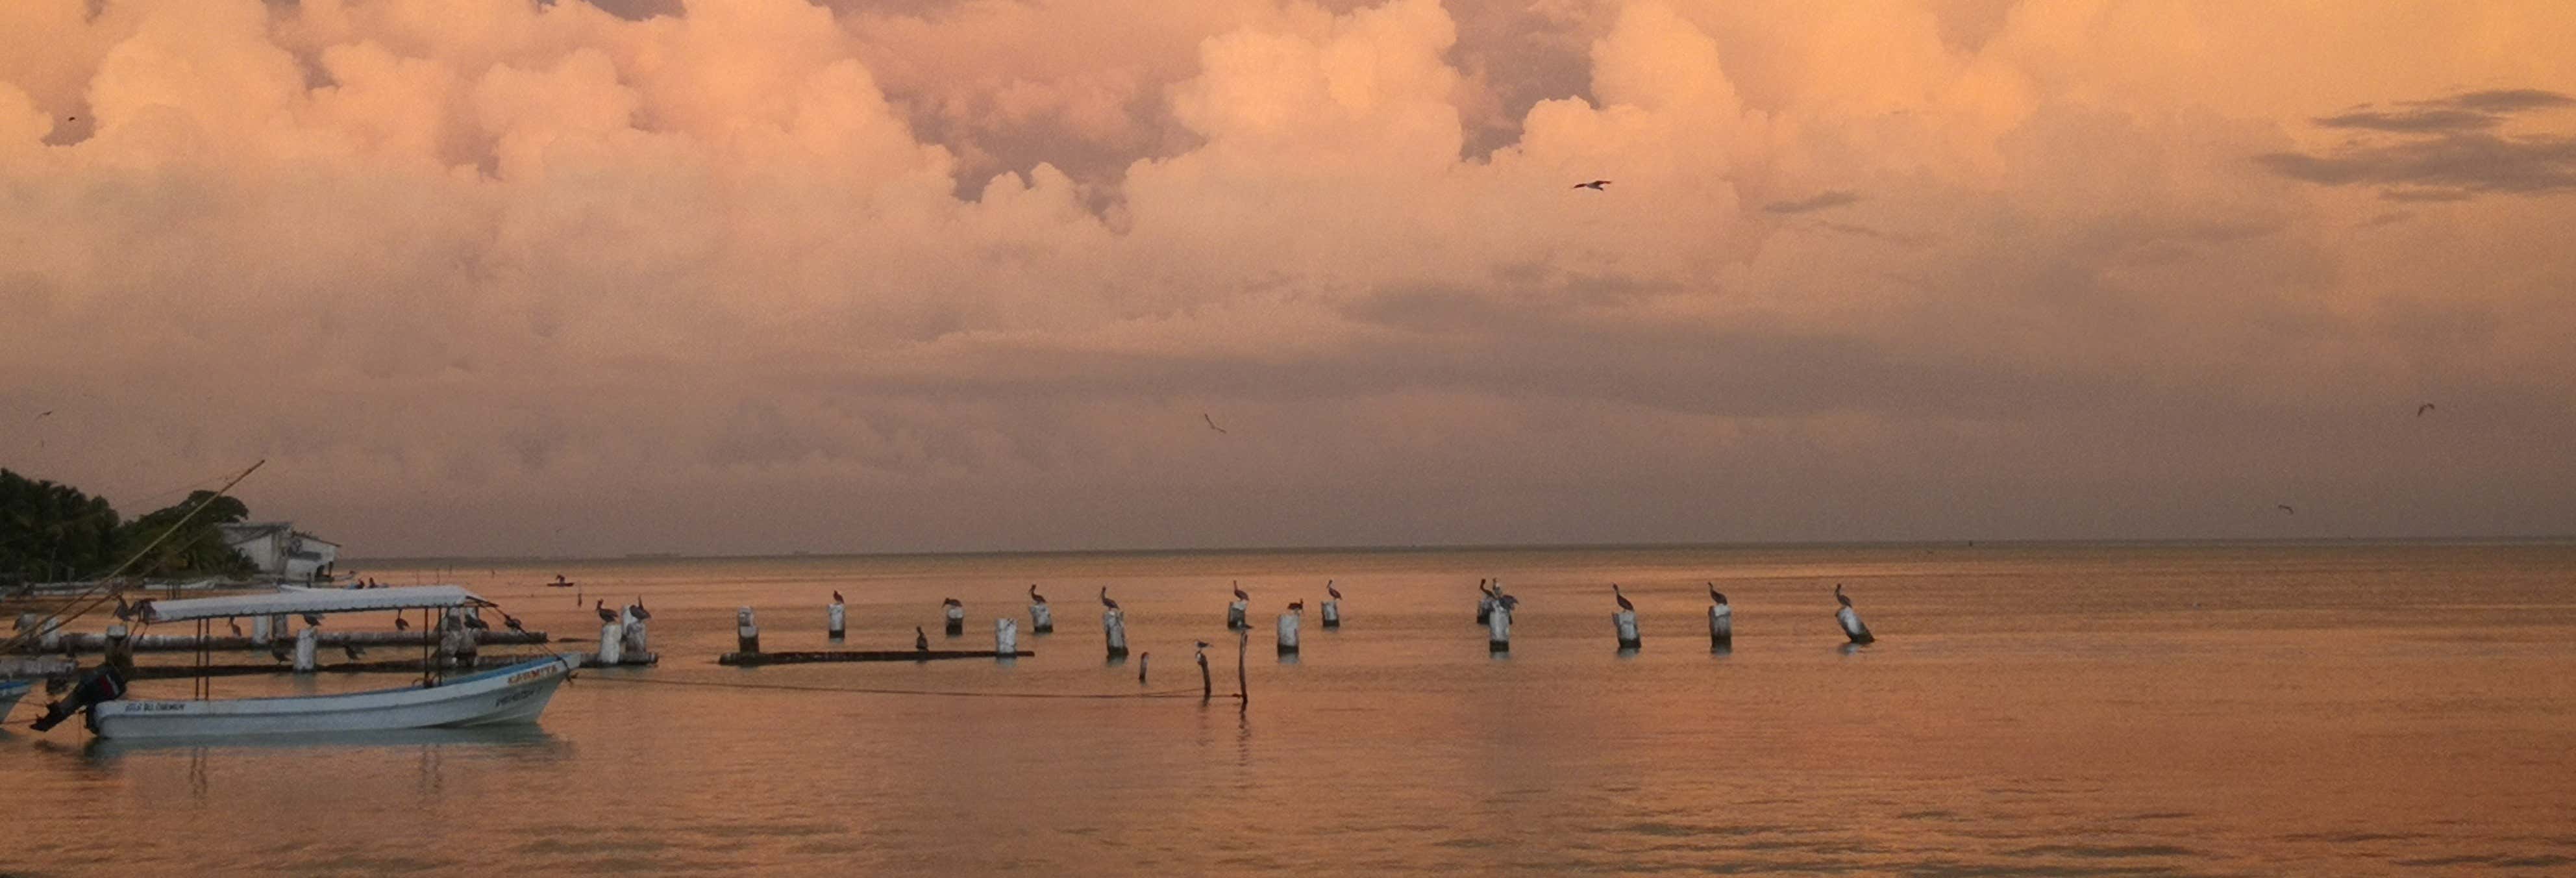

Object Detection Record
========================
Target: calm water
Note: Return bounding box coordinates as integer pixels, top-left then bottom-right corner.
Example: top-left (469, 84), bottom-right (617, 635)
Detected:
top-left (5, 542), bottom-right (2574, 875)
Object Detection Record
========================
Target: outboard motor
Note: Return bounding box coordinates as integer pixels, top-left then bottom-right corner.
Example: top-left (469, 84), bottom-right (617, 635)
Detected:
top-left (31, 664), bottom-right (129, 733)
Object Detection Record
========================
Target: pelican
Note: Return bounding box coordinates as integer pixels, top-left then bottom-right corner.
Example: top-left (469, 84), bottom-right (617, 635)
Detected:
top-left (2417, 403), bottom-right (2436, 417)
top-left (1834, 584), bottom-right (1874, 644)
top-left (301, 612), bottom-right (324, 627)
top-left (227, 620), bottom-right (243, 637)
top-left (943, 597), bottom-right (963, 608)
top-left (1202, 412), bottom-right (1228, 433)
top-left (1326, 581), bottom-right (1343, 600)
top-left (629, 598), bottom-right (652, 621)
top-left (1573, 179), bottom-right (1611, 190)
top-left (1613, 584), bottom-right (1634, 612)
top-left (393, 615), bottom-right (410, 631)
top-left (594, 601), bottom-right (617, 624)
top-left (914, 626), bottom-right (930, 652)
top-left (1028, 584), bottom-right (1046, 605)
top-left (1287, 599), bottom-right (1305, 613)
top-left (2276, 504), bottom-right (2296, 515)
top-left (1232, 583), bottom-right (1248, 601)
top-left (1709, 583), bottom-right (1728, 606)
top-left (832, 590), bottom-right (845, 605)
top-left (1099, 587), bottom-right (1119, 610)
top-left (501, 612), bottom-right (526, 633)
top-left (341, 644), bottom-right (365, 661)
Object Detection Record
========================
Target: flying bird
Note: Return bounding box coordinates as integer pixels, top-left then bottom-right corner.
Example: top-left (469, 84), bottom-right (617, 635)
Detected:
top-left (2277, 504), bottom-right (2296, 515)
top-left (1028, 584), bottom-right (1046, 605)
top-left (1098, 587), bottom-right (1120, 610)
top-left (34, 410), bottom-right (51, 420)
top-left (1834, 584), bottom-right (1854, 609)
top-left (2416, 403), bottom-right (2436, 417)
top-left (1612, 584), bottom-right (1634, 612)
top-left (1572, 180), bottom-right (1611, 190)
top-left (1202, 412), bottom-right (1228, 434)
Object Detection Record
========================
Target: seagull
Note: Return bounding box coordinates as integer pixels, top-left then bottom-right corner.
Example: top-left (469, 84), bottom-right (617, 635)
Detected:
top-left (2416, 403), bottom-right (2436, 417)
top-left (1834, 584), bottom-right (1854, 609)
top-left (1709, 583), bottom-right (1727, 605)
top-left (914, 626), bottom-right (930, 652)
top-left (1202, 412), bottom-right (1228, 434)
top-left (1098, 587), bottom-right (1120, 610)
top-left (1572, 180), bottom-right (1611, 190)
top-left (593, 600), bottom-right (617, 623)
top-left (2277, 504), bottom-right (2296, 515)
top-left (629, 597), bottom-right (651, 621)
top-left (1028, 584), bottom-right (1046, 605)
top-left (393, 615), bottom-right (410, 631)
top-left (1613, 584), bottom-right (1634, 612)
top-left (1326, 581), bottom-right (1342, 600)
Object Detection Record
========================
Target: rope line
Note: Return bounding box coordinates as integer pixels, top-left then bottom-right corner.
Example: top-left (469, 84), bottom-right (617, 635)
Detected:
top-left (579, 674), bottom-right (1225, 700)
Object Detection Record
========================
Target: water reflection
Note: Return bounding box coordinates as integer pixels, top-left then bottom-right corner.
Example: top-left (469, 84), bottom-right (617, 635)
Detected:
top-left (82, 725), bottom-right (569, 763)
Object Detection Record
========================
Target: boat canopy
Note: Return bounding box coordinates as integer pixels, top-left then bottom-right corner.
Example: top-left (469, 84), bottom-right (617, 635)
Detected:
top-left (141, 585), bottom-right (495, 623)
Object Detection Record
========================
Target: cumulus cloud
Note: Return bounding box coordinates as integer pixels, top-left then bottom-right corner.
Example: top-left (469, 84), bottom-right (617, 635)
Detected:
top-left (3, 0), bottom-right (2574, 555)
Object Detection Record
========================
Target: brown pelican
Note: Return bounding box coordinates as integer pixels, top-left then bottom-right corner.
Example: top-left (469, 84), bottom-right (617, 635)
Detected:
top-left (341, 644), bottom-right (365, 661)
top-left (1099, 587), bottom-right (1119, 610)
top-left (628, 598), bottom-right (651, 621)
top-left (832, 590), bottom-right (845, 604)
top-left (1613, 584), bottom-right (1634, 612)
top-left (1709, 583), bottom-right (1728, 606)
top-left (1287, 599), bottom-right (1305, 612)
top-left (1028, 584), bottom-right (1046, 605)
top-left (393, 615), bottom-right (410, 631)
top-left (1326, 581), bottom-right (1342, 600)
top-left (2417, 403), bottom-right (2436, 417)
top-left (1232, 583), bottom-right (1248, 601)
top-left (594, 601), bottom-right (617, 623)
top-left (914, 626), bottom-right (930, 652)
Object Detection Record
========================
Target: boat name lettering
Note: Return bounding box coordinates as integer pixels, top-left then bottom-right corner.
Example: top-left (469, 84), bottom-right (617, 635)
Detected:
top-left (504, 667), bottom-right (552, 685)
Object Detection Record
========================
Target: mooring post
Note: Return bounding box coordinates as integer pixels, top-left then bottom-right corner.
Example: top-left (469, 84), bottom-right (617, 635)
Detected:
top-left (1235, 627), bottom-right (1248, 710)
top-left (293, 625), bottom-right (318, 673)
top-left (621, 607), bottom-right (649, 658)
top-left (1137, 651), bottom-right (1149, 684)
top-left (1226, 597), bottom-right (1248, 631)
top-left (1102, 607), bottom-right (1128, 659)
top-left (995, 618), bottom-right (1019, 658)
top-left (944, 602), bottom-right (965, 637)
top-left (597, 618), bottom-right (625, 666)
top-left (737, 607), bottom-right (761, 655)
top-left (1615, 609), bottom-right (1641, 651)
top-left (828, 601), bottom-right (847, 640)
top-left (1276, 608), bottom-right (1300, 656)
top-left (1487, 603), bottom-right (1511, 653)
top-left (1709, 602), bottom-right (1733, 651)
top-left (1320, 598), bottom-right (1340, 629)
top-left (1198, 646), bottom-right (1212, 703)
top-left (1029, 600), bottom-right (1053, 634)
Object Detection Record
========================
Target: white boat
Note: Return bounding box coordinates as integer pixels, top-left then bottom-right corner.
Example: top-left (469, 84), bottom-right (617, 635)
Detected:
top-left (61, 585), bottom-right (579, 740)
top-left (84, 653), bottom-right (578, 740)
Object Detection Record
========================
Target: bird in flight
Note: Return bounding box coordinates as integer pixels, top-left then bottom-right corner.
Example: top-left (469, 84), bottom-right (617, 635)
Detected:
top-left (2416, 403), bottom-right (2436, 417)
top-left (1572, 180), bottom-right (1611, 190)
top-left (1202, 412), bottom-right (1228, 434)
top-left (2276, 504), bottom-right (2296, 515)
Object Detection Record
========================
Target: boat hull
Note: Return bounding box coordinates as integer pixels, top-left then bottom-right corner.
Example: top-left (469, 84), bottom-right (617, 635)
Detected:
top-left (0, 679), bottom-right (29, 721)
top-left (87, 655), bottom-right (579, 740)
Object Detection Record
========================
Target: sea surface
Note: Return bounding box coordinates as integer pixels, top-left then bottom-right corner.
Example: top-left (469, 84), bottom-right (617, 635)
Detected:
top-left (4, 542), bottom-right (2573, 876)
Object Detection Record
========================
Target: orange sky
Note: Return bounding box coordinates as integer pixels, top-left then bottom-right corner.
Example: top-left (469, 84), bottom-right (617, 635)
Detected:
top-left (3, 0), bottom-right (2573, 555)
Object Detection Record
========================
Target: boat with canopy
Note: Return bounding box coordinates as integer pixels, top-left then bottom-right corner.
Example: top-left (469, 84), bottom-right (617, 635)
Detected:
top-left (46, 584), bottom-right (578, 740)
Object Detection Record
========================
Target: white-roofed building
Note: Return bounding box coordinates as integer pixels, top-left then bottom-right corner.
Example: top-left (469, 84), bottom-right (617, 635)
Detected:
top-left (216, 523), bottom-right (341, 581)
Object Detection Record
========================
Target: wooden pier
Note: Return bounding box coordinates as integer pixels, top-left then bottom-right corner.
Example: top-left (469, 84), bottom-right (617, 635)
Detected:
top-left (719, 649), bottom-right (1034, 666)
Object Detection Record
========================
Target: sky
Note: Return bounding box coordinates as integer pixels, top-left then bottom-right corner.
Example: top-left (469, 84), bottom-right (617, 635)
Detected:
top-left (3, 0), bottom-right (2573, 557)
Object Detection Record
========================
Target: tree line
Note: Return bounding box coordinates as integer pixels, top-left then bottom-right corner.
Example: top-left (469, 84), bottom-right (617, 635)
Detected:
top-left (1, 469), bottom-right (256, 584)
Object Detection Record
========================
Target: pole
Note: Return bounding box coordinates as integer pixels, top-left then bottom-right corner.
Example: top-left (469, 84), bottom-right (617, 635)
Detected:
top-left (1235, 627), bottom-right (1248, 710)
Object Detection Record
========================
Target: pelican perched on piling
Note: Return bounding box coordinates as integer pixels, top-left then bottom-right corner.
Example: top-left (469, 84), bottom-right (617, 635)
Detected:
top-left (629, 598), bottom-right (651, 621)
top-left (1613, 584), bottom-right (1635, 612)
top-left (594, 601), bottom-right (617, 624)
top-left (1099, 587), bottom-right (1119, 610)
top-left (832, 590), bottom-right (844, 604)
top-left (1707, 583), bottom-right (1733, 649)
top-left (1327, 582), bottom-right (1342, 600)
top-left (1834, 584), bottom-right (1874, 644)
top-left (1233, 583), bottom-right (1248, 601)
top-left (301, 612), bottom-right (323, 627)
top-left (1287, 599), bottom-right (1304, 613)
top-left (1028, 584), bottom-right (1046, 605)
top-left (914, 626), bottom-right (930, 653)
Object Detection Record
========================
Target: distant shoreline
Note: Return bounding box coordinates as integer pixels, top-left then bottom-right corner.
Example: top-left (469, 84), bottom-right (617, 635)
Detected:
top-left (343, 534), bottom-right (2576, 566)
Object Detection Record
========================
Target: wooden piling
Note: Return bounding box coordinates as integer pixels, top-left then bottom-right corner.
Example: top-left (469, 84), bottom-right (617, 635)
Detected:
top-left (995, 618), bottom-right (1019, 658)
top-left (944, 603), bottom-right (965, 636)
top-left (1276, 609), bottom-right (1301, 656)
top-left (1487, 603), bottom-right (1511, 653)
top-left (1102, 608), bottom-right (1128, 659)
top-left (1614, 609), bottom-right (1641, 650)
top-left (1709, 603), bottom-right (1733, 650)
top-left (828, 603), bottom-right (847, 639)
top-left (293, 627), bottom-right (318, 673)
top-left (1029, 601), bottom-right (1054, 634)
top-left (1320, 599), bottom-right (1340, 629)
top-left (737, 607), bottom-right (761, 654)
